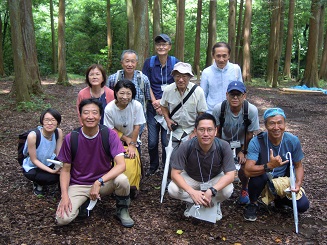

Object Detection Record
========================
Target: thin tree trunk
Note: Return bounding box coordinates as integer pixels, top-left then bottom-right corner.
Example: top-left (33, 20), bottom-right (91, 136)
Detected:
top-left (283, 0), bottom-right (295, 79)
top-left (317, 4), bottom-right (325, 63)
top-left (57, 0), bottom-right (69, 85)
top-left (206, 0), bottom-right (217, 68)
top-left (236, 0), bottom-right (244, 66)
top-left (153, 0), bottom-right (161, 46)
top-left (242, 0), bottom-right (252, 82)
top-left (175, 0), bottom-right (185, 61)
top-left (0, 12), bottom-right (5, 76)
top-left (107, 0), bottom-right (112, 72)
top-left (126, 0), bottom-right (134, 48)
top-left (193, 0), bottom-right (202, 78)
top-left (319, 26), bottom-right (327, 80)
top-left (228, 0), bottom-right (236, 62)
top-left (50, 0), bottom-right (57, 74)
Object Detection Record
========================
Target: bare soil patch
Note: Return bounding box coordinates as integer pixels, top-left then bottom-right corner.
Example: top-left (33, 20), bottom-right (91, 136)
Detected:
top-left (0, 80), bottom-right (326, 244)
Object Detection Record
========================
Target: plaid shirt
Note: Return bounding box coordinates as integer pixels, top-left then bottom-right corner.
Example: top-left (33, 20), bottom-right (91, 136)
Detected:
top-left (107, 70), bottom-right (151, 111)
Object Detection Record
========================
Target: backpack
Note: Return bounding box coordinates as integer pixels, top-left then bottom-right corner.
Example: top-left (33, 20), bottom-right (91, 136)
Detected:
top-left (114, 70), bottom-right (146, 112)
top-left (149, 55), bottom-right (177, 69)
top-left (218, 100), bottom-right (252, 151)
top-left (17, 128), bottom-right (59, 166)
top-left (70, 124), bottom-right (112, 163)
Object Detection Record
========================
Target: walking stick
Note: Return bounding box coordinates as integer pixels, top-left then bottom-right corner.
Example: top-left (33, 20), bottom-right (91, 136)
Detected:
top-left (286, 152), bottom-right (299, 234)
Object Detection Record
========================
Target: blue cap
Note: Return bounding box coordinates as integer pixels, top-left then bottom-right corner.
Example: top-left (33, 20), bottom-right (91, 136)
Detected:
top-left (227, 81), bottom-right (246, 93)
top-left (263, 108), bottom-right (286, 121)
top-left (154, 34), bottom-right (172, 44)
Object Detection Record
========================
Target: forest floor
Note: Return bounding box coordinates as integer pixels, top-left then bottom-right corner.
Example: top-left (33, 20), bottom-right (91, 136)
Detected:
top-left (0, 79), bottom-right (326, 245)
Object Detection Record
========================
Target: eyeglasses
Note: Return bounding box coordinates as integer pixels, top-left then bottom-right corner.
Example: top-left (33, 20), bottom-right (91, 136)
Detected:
top-left (155, 43), bottom-right (170, 48)
top-left (43, 118), bottom-right (57, 124)
top-left (197, 128), bottom-right (215, 134)
top-left (174, 74), bottom-right (190, 80)
top-left (228, 93), bottom-right (244, 99)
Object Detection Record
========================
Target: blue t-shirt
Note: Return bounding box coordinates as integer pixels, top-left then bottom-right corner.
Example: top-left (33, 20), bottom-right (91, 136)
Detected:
top-left (142, 55), bottom-right (179, 100)
top-left (247, 132), bottom-right (304, 178)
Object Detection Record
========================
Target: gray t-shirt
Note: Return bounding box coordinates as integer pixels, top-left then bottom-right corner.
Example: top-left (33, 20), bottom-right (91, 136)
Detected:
top-left (170, 137), bottom-right (236, 182)
top-left (212, 100), bottom-right (260, 144)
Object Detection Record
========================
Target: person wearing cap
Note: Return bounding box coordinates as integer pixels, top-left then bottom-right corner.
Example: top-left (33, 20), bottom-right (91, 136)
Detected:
top-left (200, 42), bottom-right (243, 114)
top-left (142, 34), bottom-right (180, 176)
top-left (243, 108), bottom-right (310, 222)
top-left (212, 81), bottom-right (259, 205)
top-left (160, 62), bottom-right (207, 154)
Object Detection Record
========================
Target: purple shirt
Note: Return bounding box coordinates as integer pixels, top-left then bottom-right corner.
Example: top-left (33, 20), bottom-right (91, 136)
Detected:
top-left (58, 127), bottom-right (125, 185)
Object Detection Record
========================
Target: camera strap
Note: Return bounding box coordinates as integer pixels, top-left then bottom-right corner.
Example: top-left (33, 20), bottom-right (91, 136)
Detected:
top-left (169, 84), bottom-right (198, 118)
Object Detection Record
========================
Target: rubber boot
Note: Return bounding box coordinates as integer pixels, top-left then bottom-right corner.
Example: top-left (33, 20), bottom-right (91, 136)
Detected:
top-left (115, 195), bottom-right (134, 228)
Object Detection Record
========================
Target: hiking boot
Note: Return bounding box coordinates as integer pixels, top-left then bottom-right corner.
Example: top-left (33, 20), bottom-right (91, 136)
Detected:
top-left (33, 182), bottom-right (44, 196)
top-left (184, 202), bottom-right (193, 218)
top-left (238, 189), bottom-right (250, 205)
top-left (78, 199), bottom-right (90, 219)
top-left (244, 203), bottom-right (258, 221)
top-left (115, 195), bottom-right (134, 228)
top-left (216, 202), bottom-right (223, 221)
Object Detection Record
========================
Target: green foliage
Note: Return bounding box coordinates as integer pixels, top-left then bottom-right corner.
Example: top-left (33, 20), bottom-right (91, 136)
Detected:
top-left (17, 94), bottom-right (51, 112)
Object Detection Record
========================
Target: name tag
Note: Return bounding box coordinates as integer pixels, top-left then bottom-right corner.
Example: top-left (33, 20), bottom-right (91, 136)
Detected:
top-left (230, 140), bottom-right (241, 149)
top-left (200, 183), bottom-right (210, 191)
top-left (161, 84), bottom-right (167, 91)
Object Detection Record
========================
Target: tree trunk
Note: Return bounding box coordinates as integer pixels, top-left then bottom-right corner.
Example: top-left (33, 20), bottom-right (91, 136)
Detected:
top-left (283, 0), bottom-right (295, 79)
top-left (206, 0), bottom-right (217, 68)
top-left (57, 0), bottom-right (69, 85)
top-left (50, 0), bottom-right (57, 74)
top-left (319, 25), bottom-right (327, 80)
top-left (0, 12), bottom-right (5, 76)
top-left (301, 0), bottom-right (320, 87)
top-left (126, 0), bottom-right (134, 48)
top-left (277, 1), bottom-right (284, 71)
top-left (236, 0), bottom-right (244, 65)
top-left (266, 0), bottom-right (281, 87)
top-left (107, 0), bottom-right (112, 72)
top-left (175, 0), bottom-right (185, 61)
top-left (228, 0), bottom-right (236, 62)
top-left (153, 0), bottom-right (161, 48)
top-left (242, 0), bottom-right (252, 82)
top-left (8, 0), bottom-right (42, 103)
top-left (317, 4), bottom-right (325, 62)
top-left (193, 0), bottom-right (202, 78)
top-left (133, 0), bottom-right (149, 70)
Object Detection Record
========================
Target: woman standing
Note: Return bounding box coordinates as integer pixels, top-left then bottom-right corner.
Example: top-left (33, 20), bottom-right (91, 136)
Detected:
top-left (104, 80), bottom-right (146, 197)
top-left (22, 108), bottom-right (63, 196)
top-left (77, 64), bottom-right (114, 125)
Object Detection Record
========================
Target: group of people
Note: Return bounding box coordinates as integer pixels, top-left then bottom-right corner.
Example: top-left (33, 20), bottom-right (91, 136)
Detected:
top-left (21, 34), bottom-right (309, 228)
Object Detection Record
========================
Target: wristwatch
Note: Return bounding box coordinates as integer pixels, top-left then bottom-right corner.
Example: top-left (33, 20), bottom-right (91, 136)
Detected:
top-left (209, 187), bottom-right (218, 197)
top-left (98, 177), bottom-right (104, 186)
top-left (263, 163), bottom-right (272, 172)
top-left (129, 141), bottom-right (136, 146)
top-left (241, 149), bottom-right (247, 154)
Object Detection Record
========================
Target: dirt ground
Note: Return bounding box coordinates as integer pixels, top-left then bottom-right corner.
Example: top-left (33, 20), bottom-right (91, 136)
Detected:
top-left (0, 79), bottom-right (326, 245)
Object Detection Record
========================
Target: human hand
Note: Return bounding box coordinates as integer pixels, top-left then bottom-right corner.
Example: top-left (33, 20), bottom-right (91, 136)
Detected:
top-left (152, 100), bottom-right (161, 109)
top-left (90, 182), bottom-right (101, 201)
top-left (156, 107), bottom-right (163, 115)
top-left (268, 149), bottom-right (289, 169)
top-left (56, 195), bottom-right (72, 218)
top-left (127, 145), bottom-right (136, 159)
top-left (189, 189), bottom-right (210, 206)
top-left (237, 151), bottom-right (247, 164)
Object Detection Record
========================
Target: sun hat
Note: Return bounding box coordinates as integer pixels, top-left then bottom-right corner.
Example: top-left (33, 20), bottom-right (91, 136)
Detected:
top-left (171, 62), bottom-right (194, 77)
top-left (263, 107), bottom-right (286, 121)
top-left (227, 81), bottom-right (246, 93)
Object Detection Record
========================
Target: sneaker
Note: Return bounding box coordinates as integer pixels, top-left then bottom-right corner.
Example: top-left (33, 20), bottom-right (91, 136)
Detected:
top-left (238, 189), bottom-right (250, 205)
top-left (244, 203), bottom-right (258, 221)
top-left (216, 202), bottom-right (223, 221)
top-left (184, 202), bottom-right (193, 218)
top-left (33, 182), bottom-right (44, 196)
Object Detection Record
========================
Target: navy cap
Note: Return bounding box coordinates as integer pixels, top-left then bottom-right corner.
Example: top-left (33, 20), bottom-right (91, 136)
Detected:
top-left (227, 81), bottom-right (246, 93)
top-left (154, 34), bottom-right (172, 44)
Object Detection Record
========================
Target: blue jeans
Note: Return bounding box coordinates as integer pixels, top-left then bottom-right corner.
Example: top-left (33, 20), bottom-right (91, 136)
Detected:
top-left (146, 102), bottom-right (168, 171)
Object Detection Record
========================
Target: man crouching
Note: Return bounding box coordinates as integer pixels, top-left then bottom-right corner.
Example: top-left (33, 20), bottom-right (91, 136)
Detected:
top-left (56, 98), bottom-right (134, 228)
top-left (168, 113), bottom-right (235, 221)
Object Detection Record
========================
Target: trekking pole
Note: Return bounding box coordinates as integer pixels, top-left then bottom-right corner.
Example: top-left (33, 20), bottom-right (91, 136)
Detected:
top-left (286, 152), bottom-right (299, 234)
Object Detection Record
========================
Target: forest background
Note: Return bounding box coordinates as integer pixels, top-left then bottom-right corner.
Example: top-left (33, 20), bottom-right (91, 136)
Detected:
top-left (1, 0), bottom-right (327, 105)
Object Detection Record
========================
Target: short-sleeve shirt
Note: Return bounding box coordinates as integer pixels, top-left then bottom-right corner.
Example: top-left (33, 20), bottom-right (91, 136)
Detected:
top-left (247, 132), bottom-right (304, 178)
top-left (160, 82), bottom-right (208, 139)
top-left (57, 127), bottom-right (125, 185)
top-left (200, 61), bottom-right (243, 114)
top-left (103, 100), bottom-right (146, 138)
top-left (170, 137), bottom-right (236, 182)
top-left (212, 100), bottom-right (260, 144)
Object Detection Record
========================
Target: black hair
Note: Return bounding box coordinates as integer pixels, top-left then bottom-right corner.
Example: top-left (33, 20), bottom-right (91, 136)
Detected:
top-left (114, 79), bottom-right (136, 100)
top-left (194, 113), bottom-right (217, 129)
top-left (212, 42), bottom-right (231, 56)
top-left (78, 98), bottom-right (103, 116)
top-left (40, 108), bottom-right (62, 125)
top-left (85, 64), bottom-right (107, 88)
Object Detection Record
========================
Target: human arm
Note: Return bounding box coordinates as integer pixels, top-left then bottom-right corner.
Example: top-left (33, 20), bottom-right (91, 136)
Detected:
top-left (293, 161), bottom-right (304, 193)
top-left (237, 131), bottom-right (254, 164)
top-left (121, 125), bottom-right (140, 159)
top-left (161, 105), bottom-right (176, 131)
top-left (55, 128), bottom-right (64, 156)
top-left (27, 132), bottom-right (61, 174)
top-left (56, 162), bottom-right (72, 218)
top-left (244, 149), bottom-right (289, 177)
